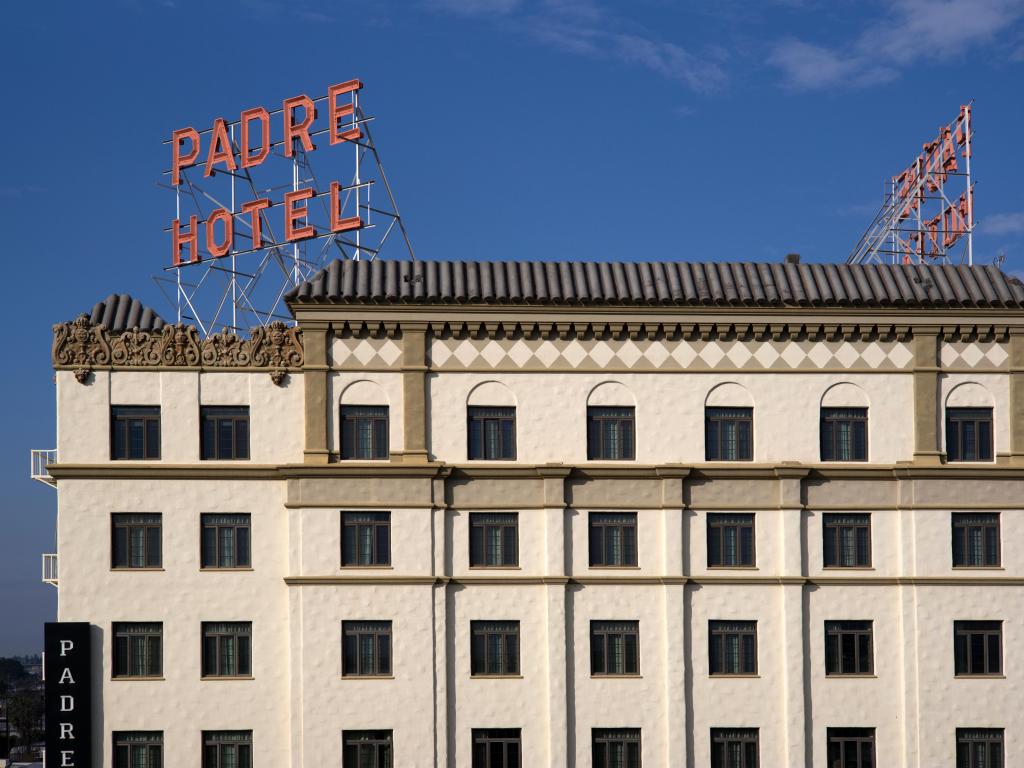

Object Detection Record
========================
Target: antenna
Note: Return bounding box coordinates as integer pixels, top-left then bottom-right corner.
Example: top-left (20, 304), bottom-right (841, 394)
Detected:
top-left (155, 81), bottom-right (414, 336)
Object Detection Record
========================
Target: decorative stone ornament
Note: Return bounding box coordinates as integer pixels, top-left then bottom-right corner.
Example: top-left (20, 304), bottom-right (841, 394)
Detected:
top-left (52, 317), bottom-right (304, 383)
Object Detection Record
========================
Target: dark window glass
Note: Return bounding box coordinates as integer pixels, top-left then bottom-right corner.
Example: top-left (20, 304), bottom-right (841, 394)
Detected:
top-left (709, 621), bottom-right (757, 675)
top-left (954, 621), bottom-right (1002, 676)
top-left (825, 621), bottom-right (873, 676)
top-left (711, 729), bottom-right (759, 768)
top-left (202, 622), bottom-right (252, 678)
top-left (472, 729), bottom-right (521, 768)
top-left (201, 514), bottom-right (251, 569)
top-left (823, 514), bottom-right (871, 568)
top-left (468, 407), bottom-right (516, 460)
top-left (952, 513), bottom-right (1000, 567)
top-left (821, 408), bottom-right (868, 461)
top-left (341, 405), bottom-right (389, 460)
top-left (112, 514), bottom-right (162, 569)
top-left (341, 512), bottom-right (391, 567)
top-left (469, 513), bottom-right (518, 567)
top-left (957, 728), bottom-right (1004, 768)
top-left (592, 728), bottom-right (640, 768)
top-left (947, 408), bottom-right (993, 462)
top-left (343, 730), bottom-right (392, 768)
top-left (587, 407), bottom-right (635, 460)
top-left (111, 406), bottom-right (161, 460)
top-left (590, 621), bottom-right (640, 676)
top-left (112, 623), bottom-right (162, 678)
top-left (342, 621), bottom-right (392, 677)
top-left (470, 621), bottom-right (520, 676)
top-left (113, 731), bottom-right (163, 768)
top-left (202, 731), bottom-right (252, 768)
top-left (707, 514), bottom-right (755, 567)
top-left (589, 513), bottom-right (638, 567)
top-left (200, 406), bottom-right (250, 460)
top-left (705, 407), bottom-right (753, 461)
top-left (826, 728), bottom-right (875, 768)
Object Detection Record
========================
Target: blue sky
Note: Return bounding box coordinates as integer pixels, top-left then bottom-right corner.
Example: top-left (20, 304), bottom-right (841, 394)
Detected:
top-left (1, 0), bottom-right (1023, 654)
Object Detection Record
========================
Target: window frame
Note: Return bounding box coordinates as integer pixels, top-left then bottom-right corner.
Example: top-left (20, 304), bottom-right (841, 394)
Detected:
top-left (822, 514), bottom-right (872, 568)
top-left (592, 728), bottom-right (641, 768)
top-left (340, 405), bottom-right (390, 460)
top-left (824, 620), bottom-right (874, 676)
top-left (341, 511), bottom-right (391, 567)
top-left (820, 407), bottom-right (868, 462)
top-left (201, 513), bottom-right (252, 569)
top-left (590, 620), bottom-right (640, 676)
top-left (946, 407), bottom-right (994, 462)
top-left (707, 513), bottom-right (756, 568)
top-left (110, 405), bottom-right (161, 461)
top-left (708, 620), bottom-right (758, 676)
top-left (705, 407), bottom-right (754, 461)
top-left (342, 620), bottom-right (393, 677)
top-left (202, 731), bottom-right (252, 768)
top-left (467, 406), bottom-right (517, 461)
top-left (201, 621), bottom-right (253, 678)
top-left (199, 405), bottom-right (251, 461)
top-left (112, 622), bottom-right (163, 679)
top-left (111, 513), bottom-right (162, 570)
top-left (472, 728), bottom-right (521, 768)
top-left (588, 512), bottom-right (639, 568)
top-left (470, 620), bottom-right (520, 677)
top-left (826, 728), bottom-right (875, 768)
top-left (113, 731), bottom-right (163, 768)
top-left (710, 728), bottom-right (759, 768)
top-left (469, 512), bottom-right (519, 568)
top-left (342, 730), bottom-right (392, 768)
top-left (956, 728), bottom-right (1004, 768)
top-left (952, 513), bottom-right (1001, 568)
top-left (954, 620), bottom-right (1002, 676)
top-left (587, 406), bottom-right (636, 461)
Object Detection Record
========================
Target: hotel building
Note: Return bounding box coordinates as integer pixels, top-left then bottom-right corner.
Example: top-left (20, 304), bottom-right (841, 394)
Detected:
top-left (39, 258), bottom-right (1024, 767)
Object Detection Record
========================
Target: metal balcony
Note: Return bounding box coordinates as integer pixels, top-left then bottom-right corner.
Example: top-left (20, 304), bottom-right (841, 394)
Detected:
top-left (30, 448), bottom-right (57, 486)
top-left (42, 553), bottom-right (58, 587)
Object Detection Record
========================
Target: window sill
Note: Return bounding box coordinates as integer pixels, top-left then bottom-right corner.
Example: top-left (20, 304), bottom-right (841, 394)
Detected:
top-left (112, 677), bottom-right (164, 681)
top-left (822, 566), bottom-right (874, 571)
top-left (340, 565), bottom-right (394, 570)
top-left (469, 566), bottom-right (522, 571)
top-left (198, 459), bottom-right (252, 462)
top-left (955, 675), bottom-right (1006, 679)
top-left (200, 567), bottom-right (255, 572)
top-left (706, 566), bottom-right (758, 571)
top-left (339, 675), bottom-right (395, 680)
top-left (952, 566), bottom-right (1004, 570)
top-left (825, 674), bottom-right (877, 679)
top-left (470, 675), bottom-right (523, 680)
top-left (588, 566), bottom-right (641, 570)
top-left (590, 674), bottom-right (643, 679)
top-left (110, 568), bottom-right (165, 572)
top-left (709, 674), bottom-right (761, 679)
top-left (201, 676), bottom-right (254, 681)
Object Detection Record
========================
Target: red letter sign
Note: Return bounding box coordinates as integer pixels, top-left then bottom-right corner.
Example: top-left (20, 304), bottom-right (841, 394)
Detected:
top-left (171, 127), bottom-right (200, 186)
top-left (284, 189), bottom-right (316, 240)
top-left (283, 95), bottom-right (315, 158)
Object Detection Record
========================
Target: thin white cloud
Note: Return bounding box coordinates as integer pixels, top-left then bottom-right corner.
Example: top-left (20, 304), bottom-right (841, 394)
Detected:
top-left (426, 0), bottom-right (522, 15)
top-left (769, 0), bottom-right (1024, 90)
top-left (984, 212), bottom-right (1024, 235)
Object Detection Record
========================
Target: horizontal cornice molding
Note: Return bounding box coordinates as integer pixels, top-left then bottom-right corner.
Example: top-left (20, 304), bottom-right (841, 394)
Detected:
top-left (283, 574), bottom-right (1024, 587)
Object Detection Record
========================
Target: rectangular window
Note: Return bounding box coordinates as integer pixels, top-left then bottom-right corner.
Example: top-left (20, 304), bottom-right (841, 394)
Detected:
top-left (826, 728), bottom-right (875, 768)
top-left (947, 408), bottom-right (994, 462)
top-left (954, 621), bottom-right (1002, 676)
top-left (709, 621), bottom-right (757, 675)
top-left (113, 622), bottom-right (162, 678)
top-left (469, 513), bottom-right (518, 568)
top-left (202, 622), bottom-right (252, 678)
top-left (113, 731), bottom-right (163, 768)
top-left (112, 514), bottom-right (162, 569)
top-left (952, 513), bottom-right (1000, 567)
top-left (200, 406), bottom-right (250, 460)
top-left (343, 731), bottom-right (392, 768)
top-left (711, 729), bottom-right (759, 768)
top-left (472, 729), bottom-right (521, 768)
top-left (823, 514), bottom-right (871, 568)
top-left (707, 514), bottom-right (755, 567)
top-left (202, 731), bottom-right (252, 768)
top-left (111, 406), bottom-right (161, 460)
top-left (821, 407), bottom-right (868, 461)
top-left (705, 407), bottom-right (753, 461)
top-left (592, 728), bottom-right (641, 768)
top-left (341, 511), bottom-right (391, 567)
top-left (341, 405), bottom-right (389, 460)
top-left (470, 621), bottom-right (520, 676)
top-left (468, 407), bottom-right (516, 460)
top-left (342, 621), bottom-right (392, 677)
top-left (957, 728), bottom-right (1004, 768)
top-left (588, 512), bottom-right (638, 567)
top-left (201, 514), bottom-right (251, 569)
top-left (587, 407), bottom-right (636, 460)
top-left (825, 621), bottom-right (873, 676)
top-left (590, 621), bottom-right (640, 676)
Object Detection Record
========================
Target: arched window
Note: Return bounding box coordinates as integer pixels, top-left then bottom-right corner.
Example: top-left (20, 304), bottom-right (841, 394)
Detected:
top-left (339, 381), bottom-right (389, 460)
top-left (586, 382), bottom-right (636, 460)
top-left (945, 383), bottom-right (994, 462)
top-left (704, 383), bottom-right (754, 461)
top-left (466, 382), bottom-right (517, 460)
top-left (820, 383), bottom-right (869, 462)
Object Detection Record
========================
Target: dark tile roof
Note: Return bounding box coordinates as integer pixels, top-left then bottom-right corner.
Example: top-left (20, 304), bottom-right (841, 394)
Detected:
top-left (87, 293), bottom-right (166, 332)
top-left (286, 259), bottom-right (1024, 310)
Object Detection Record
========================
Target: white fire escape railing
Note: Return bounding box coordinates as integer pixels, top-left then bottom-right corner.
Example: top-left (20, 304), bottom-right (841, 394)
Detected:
top-left (42, 553), bottom-right (58, 587)
top-left (30, 448), bottom-right (57, 485)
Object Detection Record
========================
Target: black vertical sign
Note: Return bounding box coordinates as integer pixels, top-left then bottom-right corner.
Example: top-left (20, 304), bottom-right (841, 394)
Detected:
top-left (44, 622), bottom-right (92, 768)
